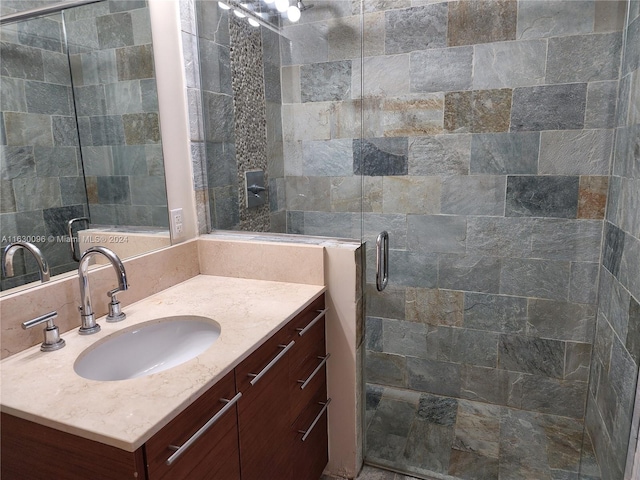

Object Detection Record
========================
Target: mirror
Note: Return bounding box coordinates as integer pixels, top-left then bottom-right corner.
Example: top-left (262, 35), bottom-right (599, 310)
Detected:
top-left (0, 0), bottom-right (170, 293)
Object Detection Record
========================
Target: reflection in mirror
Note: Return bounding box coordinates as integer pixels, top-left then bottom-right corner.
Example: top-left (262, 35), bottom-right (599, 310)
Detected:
top-left (0, 0), bottom-right (170, 293)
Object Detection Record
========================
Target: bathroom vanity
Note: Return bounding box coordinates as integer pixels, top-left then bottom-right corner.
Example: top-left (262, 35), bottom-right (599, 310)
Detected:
top-left (1, 275), bottom-right (327, 480)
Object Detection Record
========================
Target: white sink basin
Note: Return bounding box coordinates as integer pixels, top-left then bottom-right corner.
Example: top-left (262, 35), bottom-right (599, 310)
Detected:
top-left (74, 316), bottom-right (221, 381)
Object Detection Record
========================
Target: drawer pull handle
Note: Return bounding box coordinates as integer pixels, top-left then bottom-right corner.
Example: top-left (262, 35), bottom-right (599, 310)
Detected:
top-left (166, 391), bottom-right (242, 466)
top-left (298, 398), bottom-right (331, 442)
top-left (248, 340), bottom-right (295, 386)
top-left (297, 353), bottom-right (330, 390)
top-left (296, 309), bottom-right (327, 336)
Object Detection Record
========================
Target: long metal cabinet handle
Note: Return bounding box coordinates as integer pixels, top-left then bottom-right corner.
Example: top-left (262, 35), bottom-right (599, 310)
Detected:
top-left (248, 340), bottom-right (295, 386)
top-left (376, 231), bottom-right (389, 292)
top-left (165, 391), bottom-right (242, 466)
top-left (296, 309), bottom-right (327, 336)
top-left (298, 398), bottom-right (331, 442)
top-left (298, 353), bottom-right (331, 390)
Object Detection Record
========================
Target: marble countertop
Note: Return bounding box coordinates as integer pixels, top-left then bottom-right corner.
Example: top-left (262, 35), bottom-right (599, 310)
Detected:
top-left (0, 275), bottom-right (325, 452)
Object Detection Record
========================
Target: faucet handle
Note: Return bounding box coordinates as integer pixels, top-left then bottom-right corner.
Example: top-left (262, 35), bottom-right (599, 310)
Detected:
top-left (106, 288), bottom-right (126, 323)
top-left (22, 311), bottom-right (66, 352)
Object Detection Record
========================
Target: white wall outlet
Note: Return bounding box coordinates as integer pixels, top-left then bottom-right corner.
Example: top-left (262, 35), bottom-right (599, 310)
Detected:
top-left (170, 208), bottom-right (184, 238)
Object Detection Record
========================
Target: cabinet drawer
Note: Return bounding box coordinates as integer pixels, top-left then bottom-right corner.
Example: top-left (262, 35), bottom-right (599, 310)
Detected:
top-left (290, 314), bottom-right (326, 376)
top-left (290, 352), bottom-right (328, 424)
top-left (285, 295), bottom-right (326, 343)
top-left (144, 371), bottom-right (240, 480)
top-left (292, 388), bottom-right (330, 480)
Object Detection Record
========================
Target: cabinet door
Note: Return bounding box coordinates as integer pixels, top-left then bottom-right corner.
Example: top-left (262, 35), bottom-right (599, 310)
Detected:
top-left (0, 412), bottom-right (145, 480)
top-left (292, 386), bottom-right (330, 480)
top-left (144, 370), bottom-right (240, 480)
top-left (236, 326), bottom-right (294, 480)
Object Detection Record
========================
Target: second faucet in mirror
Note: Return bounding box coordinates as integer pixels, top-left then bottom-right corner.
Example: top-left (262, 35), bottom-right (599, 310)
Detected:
top-left (78, 247), bottom-right (129, 335)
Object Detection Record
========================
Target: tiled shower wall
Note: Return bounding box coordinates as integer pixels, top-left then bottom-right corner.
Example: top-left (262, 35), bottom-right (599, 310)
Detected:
top-left (586, 1), bottom-right (640, 478)
top-left (279, 0), bottom-right (627, 478)
top-left (185, 1), bottom-right (284, 232)
top-left (0, 0), bottom-right (168, 290)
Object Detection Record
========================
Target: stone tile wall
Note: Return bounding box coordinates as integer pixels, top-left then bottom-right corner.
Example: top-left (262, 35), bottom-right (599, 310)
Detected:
top-left (1, 9), bottom-right (84, 289)
top-left (0, 0), bottom-right (168, 291)
top-left (279, 0), bottom-right (628, 478)
top-left (585, 1), bottom-right (640, 479)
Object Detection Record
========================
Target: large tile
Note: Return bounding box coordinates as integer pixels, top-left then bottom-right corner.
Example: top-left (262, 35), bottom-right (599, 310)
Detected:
top-left (382, 319), bottom-right (427, 358)
top-left (366, 351), bottom-right (407, 388)
top-left (407, 357), bottom-right (461, 397)
top-left (511, 84), bottom-right (587, 131)
top-left (460, 365), bottom-right (510, 406)
top-left (440, 175), bottom-right (505, 216)
top-left (358, 54), bottom-right (410, 98)
top-left (539, 130), bottom-right (613, 176)
top-left (466, 216), bottom-right (533, 258)
top-left (546, 33), bottom-right (622, 83)
top-left (366, 392), bottom-right (416, 464)
top-left (473, 39), bottom-right (546, 89)
top-left (577, 176), bottom-right (609, 220)
top-left (405, 288), bottom-right (464, 327)
top-left (602, 221), bottom-right (625, 277)
top-left (507, 372), bottom-right (587, 418)
top-left (407, 215), bottom-right (466, 254)
top-left (516, 0), bottom-right (595, 39)
top-left (385, 4), bottom-right (448, 54)
top-left (505, 176), bottom-right (579, 218)
top-left (438, 254), bottom-right (502, 294)
top-left (409, 134), bottom-right (471, 176)
top-left (527, 299), bottom-right (596, 343)
top-left (453, 400), bottom-right (501, 458)
top-left (445, 89), bottom-right (512, 133)
top-left (382, 176), bottom-right (440, 214)
top-left (569, 262), bottom-right (600, 305)
top-left (354, 138), bottom-right (408, 176)
top-left (500, 258), bottom-right (571, 301)
top-left (498, 334), bottom-right (566, 378)
top-left (470, 132), bottom-right (539, 174)
top-left (302, 138), bottom-right (353, 176)
top-left (410, 47), bottom-right (473, 93)
top-left (381, 94), bottom-right (444, 137)
top-left (300, 60), bottom-right (352, 103)
top-left (585, 81), bottom-right (619, 128)
top-left (447, 0), bottom-right (516, 46)
top-left (530, 219), bottom-right (603, 262)
top-left (463, 292), bottom-right (528, 334)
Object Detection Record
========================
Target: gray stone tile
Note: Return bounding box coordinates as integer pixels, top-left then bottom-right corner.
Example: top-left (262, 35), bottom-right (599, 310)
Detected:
top-left (470, 132), bottom-right (539, 174)
top-left (382, 176), bottom-right (440, 215)
top-left (516, 0), bottom-right (595, 39)
top-left (438, 254), bottom-right (502, 294)
top-left (4, 112), bottom-right (53, 147)
top-left (623, 15), bottom-right (640, 74)
top-left (450, 328), bottom-right (499, 368)
top-left (112, 145), bottom-right (147, 176)
top-left (43, 204), bottom-right (84, 237)
top-left (280, 22), bottom-right (329, 66)
top-left (569, 262), bottom-right (600, 305)
top-left (96, 12), bottom-right (134, 49)
top-left (0, 42), bottom-right (44, 81)
top-left (530, 219), bottom-right (603, 262)
top-left (466, 217), bottom-right (534, 258)
top-left (17, 17), bottom-right (62, 53)
top-left (387, 250), bottom-right (438, 288)
top-left (500, 258), bottom-right (571, 301)
top-left (381, 94), bottom-right (444, 137)
top-left (116, 44), bottom-right (154, 81)
top-left (34, 146), bottom-right (78, 177)
top-left (505, 175), bottom-right (579, 218)
top-left (356, 54), bottom-right (410, 98)
top-left (511, 84), bottom-right (587, 131)
top-left (354, 137), bottom-right (408, 176)
top-left (89, 115), bottom-right (125, 146)
top-left (75, 85), bottom-right (106, 116)
top-left (0, 146), bottom-right (35, 180)
top-left (527, 299), bottom-right (596, 343)
top-left (300, 60), bottom-right (352, 103)
top-left (402, 419), bottom-right (453, 476)
top-left (499, 334), bottom-right (566, 378)
top-left (303, 211), bottom-right (359, 239)
top-left (366, 317), bottom-right (383, 352)
top-left (463, 292), bottom-right (528, 334)
top-left (602, 221), bottom-right (625, 277)
top-left (25, 81), bottom-right (72, 116)
top-left (448, 449), bottom-right (499, 480)
top-left (406, 288), bottom-right (464, 327)
top-left (546, 33), bottom-right (622, 83)
top-left (407, 215), bottom-right (466, 254)
top-left (408, 134), bottom-right (471, 176)
top-left (382, 319), bottom-right (427, 358)
top-left (0, 180), bottom-right (15, 213)
top-left (440, 175), bottom-right (506, 216)
top-left (59, 176), bottom-right (87, 206)
top-left (564, 342), bottom-right (592, 381)
top-left (104, 80), bottom-right (143, 115)
top-left (626, 297), bottom-right (640, 364)
top-left (1, 77), bottom-right (26, 113)
top-left (366, 351), bottom-right (407, 388)
top-left (445, 89), bottom-right (512, 134)
top-left (210, 185), bottom-right (239, 229)
top-left (407, 357), bottom-right (461, 397)
top-left (539, 130), bottom-right (613, 176)
top-left (608, 279), bottom-right (631, 340)
top-left (410, 47), bottom-right (473, 93)
top-left (123, 113), bottom-right (160, 145)
top-left (460, 365), bottom-right (510, 406)
top-left (473, 39), bottom-right (546, 89)
top-left (12, 177), bottom-right (62, 212)
top-left (507, 372), bottom-right (587, 418)
top-left (585, 81), bottom-right (618, 129)
top-left (130, 176), bottom-right (167, 206)
top-left (97, 176), bottom-right (131, 205)
top-left (385, 3), bottom-right (448, 54)
top-left (366, 393), bottom-right (415, 464)
top-left (363, 213), bottom-right (407, 249)
top-left (302, 139), bottom-right (352, 176)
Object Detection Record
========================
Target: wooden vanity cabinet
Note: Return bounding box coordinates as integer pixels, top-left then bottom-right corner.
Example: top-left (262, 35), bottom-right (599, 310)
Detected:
top-left (144, 370), bottom-right (240, 480)
top-left (0, 294), bottom-right (328, 480)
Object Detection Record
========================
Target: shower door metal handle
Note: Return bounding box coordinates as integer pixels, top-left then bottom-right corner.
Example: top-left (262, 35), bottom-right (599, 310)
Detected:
top-left (67, 217), bottom-right (89, 262)
top-left (376, 231), bottom-right (389, 292)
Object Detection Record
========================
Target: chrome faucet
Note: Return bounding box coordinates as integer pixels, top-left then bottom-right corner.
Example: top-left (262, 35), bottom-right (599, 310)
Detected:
top-left (78, 246), bottom-right (128, 335)
top-left (2, 241), bottom-right (50, 282)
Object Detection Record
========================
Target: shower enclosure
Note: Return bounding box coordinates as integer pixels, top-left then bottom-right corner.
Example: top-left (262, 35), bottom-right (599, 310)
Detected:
top-left (189, 1), bottom-right (640, 478)
top-left (0, 0), bottom-right (169, 291)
